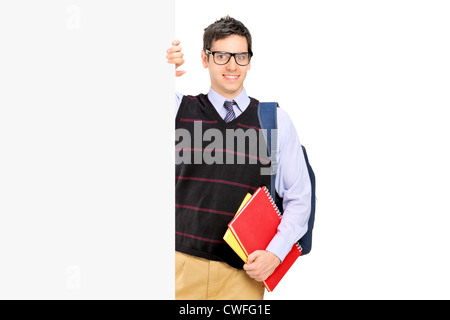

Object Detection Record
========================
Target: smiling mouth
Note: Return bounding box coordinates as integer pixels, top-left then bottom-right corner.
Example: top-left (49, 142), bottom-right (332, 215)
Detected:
top-left (223, 74), bottom-right (240, 80)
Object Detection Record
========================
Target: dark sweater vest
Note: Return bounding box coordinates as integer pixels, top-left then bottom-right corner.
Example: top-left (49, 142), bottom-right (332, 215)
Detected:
top-left (175, 93), bottom-right (271, 269)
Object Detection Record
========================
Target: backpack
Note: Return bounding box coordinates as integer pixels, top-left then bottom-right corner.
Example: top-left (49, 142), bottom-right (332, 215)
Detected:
top-left (258, 102), bottom-right (316, 255)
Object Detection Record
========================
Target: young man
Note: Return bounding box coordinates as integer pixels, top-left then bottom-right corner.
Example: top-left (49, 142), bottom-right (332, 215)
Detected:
top-left (167, 16), bottom-right (311, 300)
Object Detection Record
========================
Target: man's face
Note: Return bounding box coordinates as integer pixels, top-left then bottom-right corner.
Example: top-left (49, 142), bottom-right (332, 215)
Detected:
top-left (202, 34), bottom-right (251, 99)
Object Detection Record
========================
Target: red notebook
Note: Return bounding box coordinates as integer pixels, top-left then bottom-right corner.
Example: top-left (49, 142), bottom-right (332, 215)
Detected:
top-left (228, 186), bottom-right (302, 292)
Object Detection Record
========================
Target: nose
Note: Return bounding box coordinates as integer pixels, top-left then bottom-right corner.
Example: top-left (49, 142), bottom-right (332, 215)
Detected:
top-left (226, 56), bottom-right (238, 71)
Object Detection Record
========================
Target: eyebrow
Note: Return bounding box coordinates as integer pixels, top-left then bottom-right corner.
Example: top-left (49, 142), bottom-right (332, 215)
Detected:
top-left (209, 50), bottom-right (249, 53)
top-left (209, 46), bottom-right (249, 52)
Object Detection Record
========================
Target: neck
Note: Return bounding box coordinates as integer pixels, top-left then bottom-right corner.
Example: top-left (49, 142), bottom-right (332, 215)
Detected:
top-left (211, 85), bottom-right (243, 100)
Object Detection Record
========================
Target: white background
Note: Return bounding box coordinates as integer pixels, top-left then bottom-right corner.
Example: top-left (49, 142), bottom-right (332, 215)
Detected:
top-left (1, 0), bottom-right (449, 300)
top-left (176, 0), bottom-right (450, 299)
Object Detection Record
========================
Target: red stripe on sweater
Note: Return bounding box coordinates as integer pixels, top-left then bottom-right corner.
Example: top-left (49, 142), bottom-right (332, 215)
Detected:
top-left (176, 176), bottom-right (258, 191)
top-left (175, 231), bottom-right (226, 244)
top-left (180, 118), bottom-right (219, 124)
top-left (237, 122), bottom-right (261, 130)
top-left (175, 148), bottom-right (270, 164)
top-left (175, 204), bottom-right (235, 217)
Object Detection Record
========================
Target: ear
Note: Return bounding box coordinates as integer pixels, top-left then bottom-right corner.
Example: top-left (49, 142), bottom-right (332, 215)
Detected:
top-left (201, 50), bottom-right (209, 69)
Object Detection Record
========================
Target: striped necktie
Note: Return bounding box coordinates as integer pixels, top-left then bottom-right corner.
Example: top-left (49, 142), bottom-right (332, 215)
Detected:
top-left (224, 100), bottom-right (237, 123)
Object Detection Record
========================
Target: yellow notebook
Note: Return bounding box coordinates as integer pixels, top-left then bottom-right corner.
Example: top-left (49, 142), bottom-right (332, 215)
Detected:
top-left (223, 193), bottom-right (252, 262)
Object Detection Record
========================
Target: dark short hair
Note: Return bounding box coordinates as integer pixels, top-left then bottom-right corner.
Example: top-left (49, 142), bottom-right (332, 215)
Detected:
top-left (203, 15), bottom-right (252, 54)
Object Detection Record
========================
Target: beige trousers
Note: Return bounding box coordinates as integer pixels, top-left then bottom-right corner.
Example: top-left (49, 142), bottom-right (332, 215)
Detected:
top-left (175, 251), bottom-right (265, 300)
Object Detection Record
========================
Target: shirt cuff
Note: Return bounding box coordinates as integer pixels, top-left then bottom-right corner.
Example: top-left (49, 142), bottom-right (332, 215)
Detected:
top-left (265, 234), bottom-right (294, 263)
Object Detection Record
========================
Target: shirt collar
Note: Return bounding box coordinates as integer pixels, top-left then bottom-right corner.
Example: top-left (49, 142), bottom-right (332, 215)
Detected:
top-left (207, 87), bottom-right (250, 114)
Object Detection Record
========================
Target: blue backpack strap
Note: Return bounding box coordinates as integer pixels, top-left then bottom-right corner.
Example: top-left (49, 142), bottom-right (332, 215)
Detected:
top-left (257, 102), bottom-right (278, 200)
top-left (259, 102), bottom-right (316, 255)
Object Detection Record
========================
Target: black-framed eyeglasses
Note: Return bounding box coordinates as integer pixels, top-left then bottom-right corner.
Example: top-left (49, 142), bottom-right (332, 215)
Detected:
top-left (205, 49), bottom-right (253, 66)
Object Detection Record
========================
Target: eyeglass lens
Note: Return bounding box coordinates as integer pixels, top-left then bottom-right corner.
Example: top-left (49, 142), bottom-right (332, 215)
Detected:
top-left (213, 52), bottom-right (251, 66)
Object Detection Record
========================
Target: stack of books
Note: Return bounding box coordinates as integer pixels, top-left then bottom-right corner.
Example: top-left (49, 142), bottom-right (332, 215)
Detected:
top-left (224, 186), bottom-right (302, 292)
